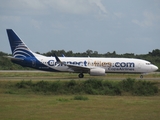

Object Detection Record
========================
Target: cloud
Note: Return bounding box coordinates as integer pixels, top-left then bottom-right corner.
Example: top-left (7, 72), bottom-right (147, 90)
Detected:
top-left (0, 15), bottom-right (20, 22)
top-left (132, 11), bottom-right (160, 27)
top-left (0, 0), bottom-right (109, 30)
top-left (90, 0), bottom-right (108, 14)
top-left (114, 12), bottom-right (125, 18)
top-left (0, 0), bottom-right (48, 16)
top-left (43, 0), bottom-right (109, 17)
top-left (46, 0), bottom-right (92, 14)
top-left (1, 0), bottom-right (108, 16)
top-left (30, 19), bottom-right (42, 29)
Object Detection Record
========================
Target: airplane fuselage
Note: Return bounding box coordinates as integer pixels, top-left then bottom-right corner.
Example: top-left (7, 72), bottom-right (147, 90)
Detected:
top-left (6, 29), bottom-right (158, 78)
top-left (12, 56), bottom-right (157, 74)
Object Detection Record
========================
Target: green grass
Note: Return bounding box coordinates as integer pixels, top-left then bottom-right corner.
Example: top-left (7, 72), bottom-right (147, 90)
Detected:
top-left (0, 78), bottom-right (159, 96)
top-left (0, 94), bottom-right (159, 120)
top-left (73, 95), bottom-right (89, 100)
top-left (0, 72), bottom-right (160, 120)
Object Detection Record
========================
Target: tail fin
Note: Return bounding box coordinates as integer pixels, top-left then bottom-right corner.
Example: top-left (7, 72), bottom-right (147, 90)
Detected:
top-left (6, 29), bottom-right (35, 58)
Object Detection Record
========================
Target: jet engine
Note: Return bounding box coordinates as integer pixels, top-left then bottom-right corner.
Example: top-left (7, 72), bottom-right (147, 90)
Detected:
top-left (89, 68), bottom-right (106, 76)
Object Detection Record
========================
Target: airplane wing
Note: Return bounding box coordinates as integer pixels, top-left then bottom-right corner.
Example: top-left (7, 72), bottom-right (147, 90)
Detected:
top-left (66, 64), bottom-right (91, 73)
top-left (54, 54), bottom-right (92, 73)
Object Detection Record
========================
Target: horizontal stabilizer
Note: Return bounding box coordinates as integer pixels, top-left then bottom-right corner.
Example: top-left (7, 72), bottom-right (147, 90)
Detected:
top-left (4, 56), bottom-right (24, 61)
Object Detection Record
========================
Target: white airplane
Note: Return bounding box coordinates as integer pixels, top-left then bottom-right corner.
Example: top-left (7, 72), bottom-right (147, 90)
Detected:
top-left (6, 29), bottom-right (158, 78)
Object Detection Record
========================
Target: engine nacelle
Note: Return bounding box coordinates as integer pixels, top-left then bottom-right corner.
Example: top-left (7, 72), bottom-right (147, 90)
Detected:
top-left (89, 68), bottom-right (106, 76)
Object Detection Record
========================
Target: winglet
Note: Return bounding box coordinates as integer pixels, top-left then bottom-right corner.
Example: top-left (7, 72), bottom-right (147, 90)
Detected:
top-left (54, 53), bottom-right (61, 62)
top-left (62, 54), bottom-right (65, 57)
top-left (54, 54), bottom-right (63, 67)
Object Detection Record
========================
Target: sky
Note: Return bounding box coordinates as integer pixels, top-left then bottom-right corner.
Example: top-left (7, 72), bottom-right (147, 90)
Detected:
top-left (0, 0), bottom-right (160, 55)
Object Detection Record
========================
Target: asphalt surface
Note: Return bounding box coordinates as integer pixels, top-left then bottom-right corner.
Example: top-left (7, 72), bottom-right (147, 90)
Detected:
top-left (0, 70), bottom-right (160, 81)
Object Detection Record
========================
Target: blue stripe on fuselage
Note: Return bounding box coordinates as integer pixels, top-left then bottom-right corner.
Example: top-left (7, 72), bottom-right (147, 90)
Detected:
top-left (12, 57), bottom-right (60, 72)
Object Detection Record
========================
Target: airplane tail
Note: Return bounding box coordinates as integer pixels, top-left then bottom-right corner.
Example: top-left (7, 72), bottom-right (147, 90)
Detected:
top-left (6, 29), bottom-right (35, 58)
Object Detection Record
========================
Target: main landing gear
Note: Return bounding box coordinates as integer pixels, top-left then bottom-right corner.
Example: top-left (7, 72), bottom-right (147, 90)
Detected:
top-left (140, 75), bottom-right (143, 78)
top-left (78, 73), bottom-right (84, 78)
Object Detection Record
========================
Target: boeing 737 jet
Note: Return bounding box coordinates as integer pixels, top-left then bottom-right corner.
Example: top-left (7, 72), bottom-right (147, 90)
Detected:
top-left (6, 29), bottom-right (158, 78)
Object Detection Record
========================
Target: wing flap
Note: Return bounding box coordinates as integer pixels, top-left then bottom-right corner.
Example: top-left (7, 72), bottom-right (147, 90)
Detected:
top-left (67, 64), bottom-right (90, 73)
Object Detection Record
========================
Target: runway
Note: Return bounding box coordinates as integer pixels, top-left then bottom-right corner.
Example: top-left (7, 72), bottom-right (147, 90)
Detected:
top-left (0, 70), bottom-right (160, 81)
top-left (0, 70), bottom-right (47, 73)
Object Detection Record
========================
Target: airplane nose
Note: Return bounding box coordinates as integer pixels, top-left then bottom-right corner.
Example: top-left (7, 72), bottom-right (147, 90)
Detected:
top-left (152, 65), bottom-right (158, 71)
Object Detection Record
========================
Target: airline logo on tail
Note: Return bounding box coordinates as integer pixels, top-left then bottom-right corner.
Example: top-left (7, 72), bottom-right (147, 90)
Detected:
top-left (6, 29), bottom-right (34, 58)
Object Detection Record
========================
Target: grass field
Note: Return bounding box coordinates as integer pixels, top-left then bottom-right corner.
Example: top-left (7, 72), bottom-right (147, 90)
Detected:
top-left (0, 72), bottom-right (160, 120)
top-left (0, 94), bottom-right (160, 120)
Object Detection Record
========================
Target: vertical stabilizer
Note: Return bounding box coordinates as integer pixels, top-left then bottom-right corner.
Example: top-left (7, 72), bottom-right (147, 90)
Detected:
top-left (6, 29), bottom-right (35, 58)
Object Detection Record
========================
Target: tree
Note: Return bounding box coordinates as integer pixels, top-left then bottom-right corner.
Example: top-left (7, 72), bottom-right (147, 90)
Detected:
top-left (86, 49), bottom-right (93, 55)
top-left (149, 49), bottom-right (160, 56)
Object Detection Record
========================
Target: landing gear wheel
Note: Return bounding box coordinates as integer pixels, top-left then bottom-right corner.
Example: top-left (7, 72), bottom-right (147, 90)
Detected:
top-left (78, 73), bottom-right (84, 78)
top-left (140, 75), bottom-right (143, 79)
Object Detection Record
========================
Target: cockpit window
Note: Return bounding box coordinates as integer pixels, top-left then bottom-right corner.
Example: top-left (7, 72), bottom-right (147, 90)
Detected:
top-left (146, 63), bottom-right (151, 65)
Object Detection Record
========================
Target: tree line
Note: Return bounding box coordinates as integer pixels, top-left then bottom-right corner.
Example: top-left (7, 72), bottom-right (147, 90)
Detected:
top-left (0, 49), bottom-right (160, 71)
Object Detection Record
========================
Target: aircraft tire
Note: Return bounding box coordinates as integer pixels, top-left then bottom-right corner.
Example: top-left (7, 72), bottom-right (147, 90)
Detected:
top-left (78, 73), bottom-right (84, 78)
top-left (140, 75), bottom-right (143, 78)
